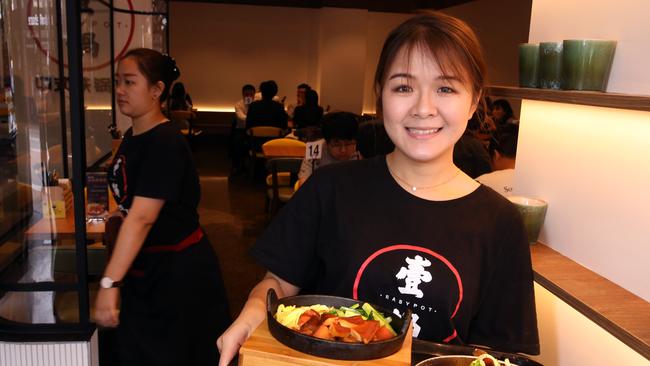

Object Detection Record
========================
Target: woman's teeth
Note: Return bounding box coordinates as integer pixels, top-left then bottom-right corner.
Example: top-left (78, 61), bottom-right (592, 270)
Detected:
top-left (407, 127), bottom-right (441, 135)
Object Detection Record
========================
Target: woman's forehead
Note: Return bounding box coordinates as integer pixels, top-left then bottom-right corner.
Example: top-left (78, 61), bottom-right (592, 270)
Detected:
top-left (388, 44), bottom-right (469, 82)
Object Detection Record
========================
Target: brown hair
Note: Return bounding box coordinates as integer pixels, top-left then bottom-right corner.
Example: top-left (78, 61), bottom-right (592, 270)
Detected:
top-left (121, 48), bottom-right (180, 102)
top-left (374, 11), bottom-right (487, 116)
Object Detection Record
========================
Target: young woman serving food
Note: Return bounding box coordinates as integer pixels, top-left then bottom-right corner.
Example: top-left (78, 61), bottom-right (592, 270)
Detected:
top-left (94, 48), bottom-right (230, 365)
top-left (217, 12), bottom-right (539, 365)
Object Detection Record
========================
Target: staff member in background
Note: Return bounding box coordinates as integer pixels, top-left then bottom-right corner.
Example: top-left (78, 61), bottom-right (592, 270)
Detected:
top-left (95, 48), bottom-right (230, 366)
top-left (217, 12), bottom-right (538, 366)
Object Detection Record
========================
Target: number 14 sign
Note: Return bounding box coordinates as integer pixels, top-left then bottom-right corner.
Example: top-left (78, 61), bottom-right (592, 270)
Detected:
top-left (305, 140), bottom-right (324, 160)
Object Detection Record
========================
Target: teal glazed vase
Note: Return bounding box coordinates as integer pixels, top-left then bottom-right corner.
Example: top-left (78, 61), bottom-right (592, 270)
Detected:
top-left (562, 39), bottom-right (617, 91)
top-left (519, 43), bottom-right (539, 88)
top-left (538, 42), bottom-right (563, 89)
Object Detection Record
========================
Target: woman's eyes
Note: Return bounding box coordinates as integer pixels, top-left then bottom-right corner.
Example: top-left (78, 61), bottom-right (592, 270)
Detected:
top-left (392, 84), bottom-right (413, 93)
top-left (391, 85), bottom-right (456, 94)
top-left (438, 86), bottom-right (455, 94)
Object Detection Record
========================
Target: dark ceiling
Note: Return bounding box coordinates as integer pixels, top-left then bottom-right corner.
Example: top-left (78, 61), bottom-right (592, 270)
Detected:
top-left (170, 0), bottom-right (475, 13)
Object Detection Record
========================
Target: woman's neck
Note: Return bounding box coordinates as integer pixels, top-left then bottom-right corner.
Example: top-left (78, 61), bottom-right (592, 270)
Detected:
top-left (131, 109), bottom-right (167, 135)
top-left (386, 150), bottom-right (479, 201)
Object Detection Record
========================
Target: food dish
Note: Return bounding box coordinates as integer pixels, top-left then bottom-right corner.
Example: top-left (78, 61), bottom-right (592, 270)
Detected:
top-left (266, 288), bottom-right (412, 360)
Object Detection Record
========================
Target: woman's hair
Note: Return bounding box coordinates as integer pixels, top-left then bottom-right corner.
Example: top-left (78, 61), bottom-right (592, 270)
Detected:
top-left (356, 119), bottom-right (395, 158)
top-left (122, 48), bottom-right (180, 102)
top-left (321, 112), bottom-right (359, 142)
top-left (171, 82), bottom-right (186, 100)
top-left (374, 11), bottom-right (487, 116)
top-left (492, 99), bottom-right (515, 121)
top-left (260, 80), bottom-right (278, 100)
top-left (305, 89), bottom-right (319, 107)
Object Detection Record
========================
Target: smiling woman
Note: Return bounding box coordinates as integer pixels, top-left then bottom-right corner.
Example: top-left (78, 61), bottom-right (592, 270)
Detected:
top-left (216, 12), bottom-right (539, 366)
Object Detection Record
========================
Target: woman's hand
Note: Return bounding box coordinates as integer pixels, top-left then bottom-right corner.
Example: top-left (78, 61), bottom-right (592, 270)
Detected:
top-left (217, 316), bottom-right (256, 366)
top-left (94, 288), bottom-right (120, 327)
top-left (216, 271), bottom-right (300, 366)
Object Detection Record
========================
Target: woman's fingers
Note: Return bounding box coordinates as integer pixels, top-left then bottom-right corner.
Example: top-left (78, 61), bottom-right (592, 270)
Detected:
top-left (217, 322), bottom-right (250, 366)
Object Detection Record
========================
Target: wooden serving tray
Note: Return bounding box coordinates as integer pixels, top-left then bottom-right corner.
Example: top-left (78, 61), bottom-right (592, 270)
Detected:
top-left (239, 318), bottom-right (413, 366)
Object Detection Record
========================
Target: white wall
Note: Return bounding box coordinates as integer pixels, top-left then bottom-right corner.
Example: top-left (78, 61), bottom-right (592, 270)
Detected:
top-left (317, 8), bottom-right (367, 113)
top-left (533, 283), bottom-right (649, 366)
top-left (516, 0), bottom-right (650, 363)
top-left (169, 3), bottom-right (318, 111)
top-left (519, 0), bottom-right (650, 302)
top-left (442, 0), bottom-right (532, 87)
top-left (528, 0), bottom-right (650, 95)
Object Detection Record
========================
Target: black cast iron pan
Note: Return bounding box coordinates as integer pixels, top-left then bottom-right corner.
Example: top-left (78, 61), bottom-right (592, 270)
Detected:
top-left (266, 288), bottom-right (412, 360)
top-left (411, 339), bottom-right (543, 366)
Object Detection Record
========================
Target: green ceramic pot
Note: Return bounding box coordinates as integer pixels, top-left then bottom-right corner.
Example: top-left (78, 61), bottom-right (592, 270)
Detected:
top-left (508, 196), bottom-right (548, 244)
top-left (562, 39), bottom-right (617, 91)
top-left (538, 42), bottom-right (563, 89)
top-left (519, 43), bottom-right (539, 88)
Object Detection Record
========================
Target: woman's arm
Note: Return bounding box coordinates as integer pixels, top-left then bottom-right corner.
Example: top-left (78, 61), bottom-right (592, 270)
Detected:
top-left (94, 196), bottom-right (164, 327)
top-left (217, 271), bottom-right (299, 366)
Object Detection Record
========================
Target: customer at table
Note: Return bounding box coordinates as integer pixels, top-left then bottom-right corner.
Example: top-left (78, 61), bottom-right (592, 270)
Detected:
top-left (297, 111), bottom-right (359, 185)
top-left (453, 114), bottom-right (492, 178)
top-left (169, 81), bottom-right (193, 111)
top-left (286, 82), bottom-right (310, 118)
top-left (246, 80), bottom-right (288, 130)
top-left (292, 89), bottom-right (323, 129)
top-left (476, 124), bottom-right (519, 196)
top-left (95, 48), bottom-right (230, 366)
top-left (217, 12), bottom-right (539, 365)
top-left (492, 98), bottom-right (519, 129)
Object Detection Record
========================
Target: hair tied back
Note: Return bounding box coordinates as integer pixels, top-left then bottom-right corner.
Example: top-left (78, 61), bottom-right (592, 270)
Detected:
top-left (164, 53), bottom-right (181, 81)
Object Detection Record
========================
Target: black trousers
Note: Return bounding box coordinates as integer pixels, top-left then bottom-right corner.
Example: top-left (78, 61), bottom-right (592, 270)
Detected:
top-left (117, 238), bottom-right (231, 366)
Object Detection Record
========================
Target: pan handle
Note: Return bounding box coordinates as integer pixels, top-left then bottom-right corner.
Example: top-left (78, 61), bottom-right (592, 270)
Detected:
top-left (266, 288), bottom-right (279, 313)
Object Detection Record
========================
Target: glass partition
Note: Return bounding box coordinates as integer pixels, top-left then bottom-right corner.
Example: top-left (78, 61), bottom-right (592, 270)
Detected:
top-left (0, 0), bottom-right (168, 332)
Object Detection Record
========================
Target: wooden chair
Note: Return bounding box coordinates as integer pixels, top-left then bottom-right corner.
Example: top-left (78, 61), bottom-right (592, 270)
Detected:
top-left (262, 138), bottom-right (306, 210)
top-left (265, 157), bottom-right (302, 215)
top-left (246, 126), bottom-right (284, 178)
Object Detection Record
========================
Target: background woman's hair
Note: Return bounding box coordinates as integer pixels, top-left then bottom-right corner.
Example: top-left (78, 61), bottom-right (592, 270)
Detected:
top-left (122, 48), bottom-right (180, 102)
top-left (374, 11), bottom-right (487, 116)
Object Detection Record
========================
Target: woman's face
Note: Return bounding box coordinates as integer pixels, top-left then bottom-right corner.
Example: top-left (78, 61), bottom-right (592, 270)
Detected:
top-left (115, 57), bottom-right (162, 118)
top-left (381, 46), bottom-right (477, 164)
top-left (492, 105), bottom-right (505, 120)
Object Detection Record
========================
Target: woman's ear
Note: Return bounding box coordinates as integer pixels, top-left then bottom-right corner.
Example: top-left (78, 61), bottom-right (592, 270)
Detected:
top-left (152, 80), bottom-right (165, 100)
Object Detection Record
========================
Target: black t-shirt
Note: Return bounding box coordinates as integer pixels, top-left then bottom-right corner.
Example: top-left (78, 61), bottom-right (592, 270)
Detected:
top-left (107, 122), bottom-right (200, 248)
top-left (246, 99), bottom-right (288, 130)
top-left (251, 156), bottom-right (539, 355)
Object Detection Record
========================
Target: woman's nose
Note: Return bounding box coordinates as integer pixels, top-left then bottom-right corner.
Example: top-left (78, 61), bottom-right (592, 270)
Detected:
top-left (412, 90), bottom-right (438, 119)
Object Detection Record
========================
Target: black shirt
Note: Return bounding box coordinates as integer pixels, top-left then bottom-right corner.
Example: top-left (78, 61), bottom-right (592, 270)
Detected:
top-left (246, 99), bottom-right (288, 130)
top-left (251, 156), bottom-right (539, 354)
top-left (107, 122), bottom-right (200, 248)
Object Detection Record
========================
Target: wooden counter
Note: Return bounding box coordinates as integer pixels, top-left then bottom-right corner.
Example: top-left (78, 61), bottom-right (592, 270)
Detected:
top-left (239, 319), bottom-right (412, 366)
top-left (530, 243), bottom-right (650, 358)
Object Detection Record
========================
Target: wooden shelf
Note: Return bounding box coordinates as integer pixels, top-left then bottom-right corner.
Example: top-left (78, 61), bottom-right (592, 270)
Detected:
top-left (530, 243), bottom-right (650, 358)
top-left (487, 86), bottom-right (650, 112)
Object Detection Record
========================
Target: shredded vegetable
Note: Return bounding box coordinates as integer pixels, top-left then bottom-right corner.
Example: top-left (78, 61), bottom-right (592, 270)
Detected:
top-left (469, 353), bottom-right (512, 366)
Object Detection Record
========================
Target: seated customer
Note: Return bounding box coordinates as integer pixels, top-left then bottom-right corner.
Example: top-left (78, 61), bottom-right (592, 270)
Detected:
top-left (246, 80), bottom-right (288, 130)
top-left (292, 89), bottom-right (323, 129)
top-left (476, 124), bottom-right (519, 196)
top-left (298, 111), bottom-right (359, 184)
top-left (356, 119), bottom-right (394, 159)
top-left (169, 82), bottom-right (193, 111)
top-left (286, 83), bottom-right (310, 118)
